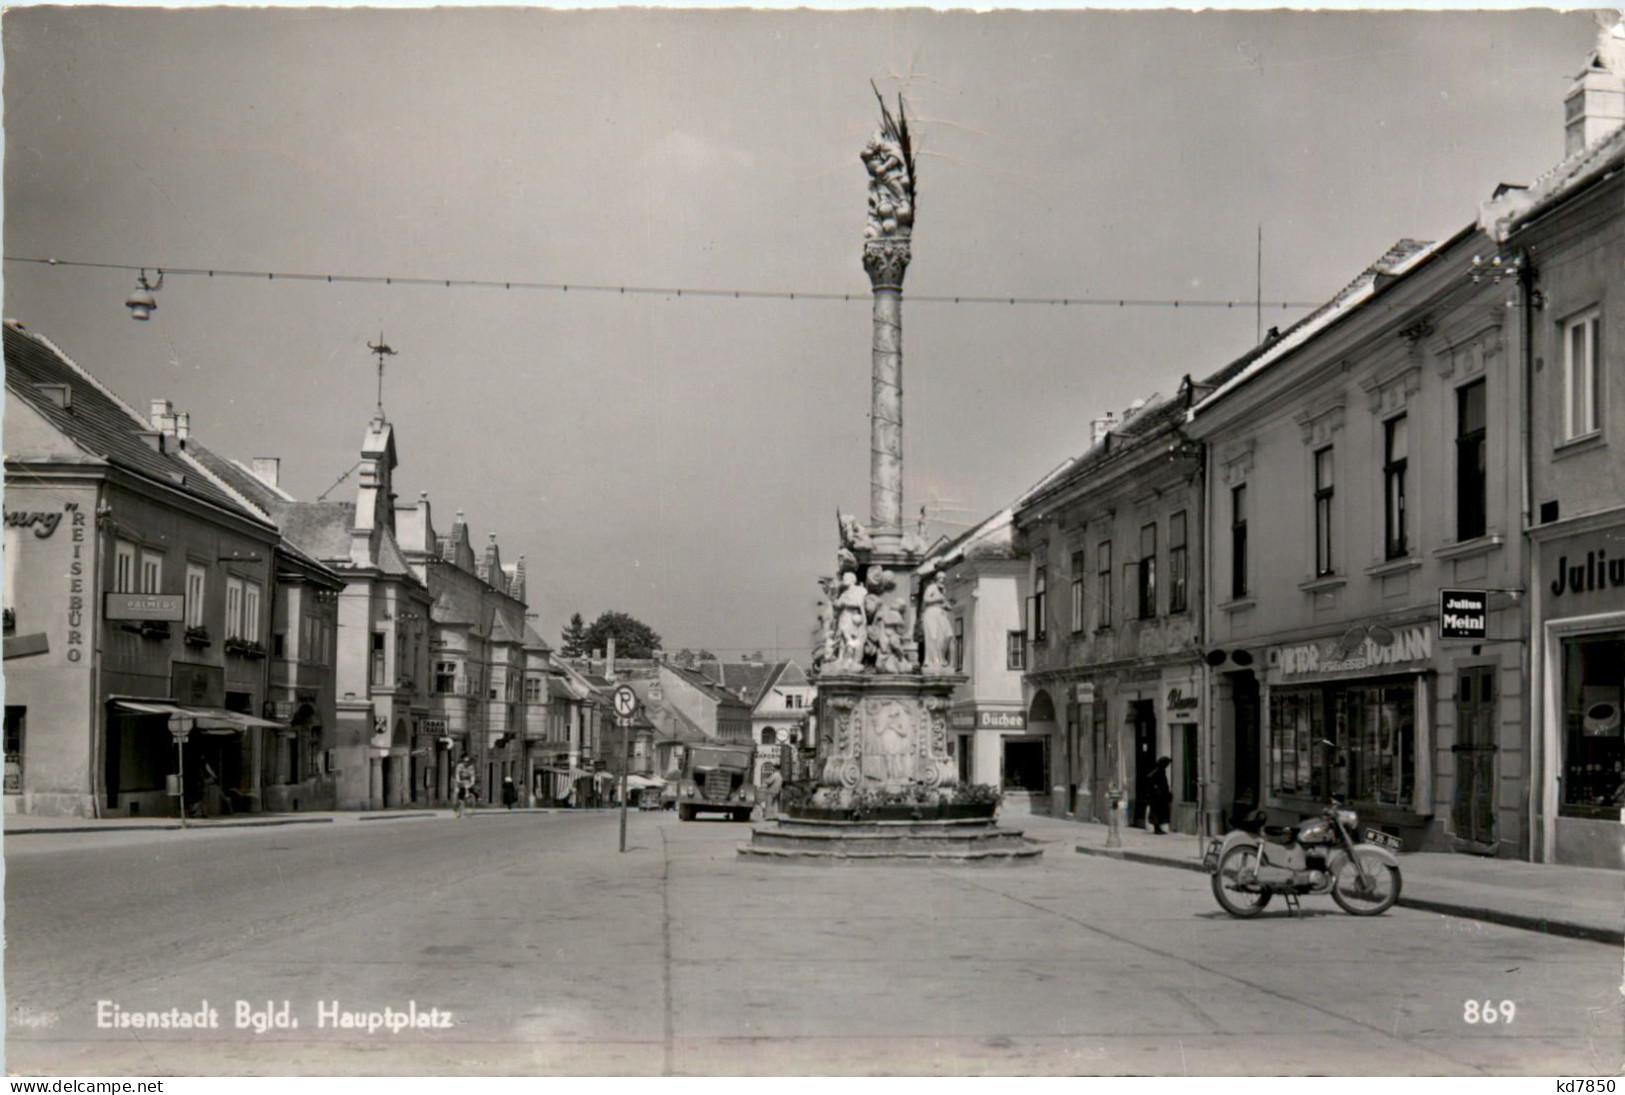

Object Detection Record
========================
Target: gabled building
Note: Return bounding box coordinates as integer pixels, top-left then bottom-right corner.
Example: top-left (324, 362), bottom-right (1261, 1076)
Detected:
top-left (659, 660), bottom-right (753, 745)
top-left (3, 322), bottom-right (286, 818)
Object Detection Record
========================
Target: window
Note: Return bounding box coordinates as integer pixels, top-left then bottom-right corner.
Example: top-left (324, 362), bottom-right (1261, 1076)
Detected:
top-left (185, 564), bottom-right (206, 628)
top-left (1137, 523), bottom-right (1157, 618)
top-left (1564, 308), bottom-right (1602, 440)
top-left (272, 633), bottom-right (285, 658)
top-left (1230, 485), bottom-right (1249, 598)
top-left (1560, 633), bottom-right (1624, 820)
top-left (1313, 447), bottom-right (1335, 576)
top-left (525, 677), bottom-right (542, 703)
top-left (1341, 684), bottom-right (1416, 806)
top-left (1269, 689), bottom-right (1330, 799)
top-left (1070, 550), bottom-right (1086, 633)
top-left (762, 728), bottom-right (776, 746)
top-left (139, 551), bottom-right (162, 594)
top-left (436, 661), bottom-right (457, 694)
top-left (952, 616), bottom-right (965, 672)
top-left (1384, 416), bottom-right (1409, 559)
top-left (1456, 380), bottom-right (1488, 541)
top-left (371, 631), bottom-right (387, 687)
top-left (114, 541), bottom-right (137, 593)
top-left (1096, 541), bottom-right (1112, 629)
top-left (1168, 512), bottom-right (1188, 614)
top-left (1006, 630), bottom-right (1025, 671)
top-left (243, 583), bottom-right (261, 639)
top-left (225, 577), bottom-right (245, 638)
top-left (1032, 566), bottom-right (1047, 643)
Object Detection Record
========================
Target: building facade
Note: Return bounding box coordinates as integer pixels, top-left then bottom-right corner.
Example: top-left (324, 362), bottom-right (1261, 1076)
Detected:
top-left (3, 323), bottom-right (286, 818)
top-left (1488, 58), bottom-right (1625, 868)
top-left (1015, 391), bottom-right (1209, 829)
top-left (1188, 231), bottom-right (1528, 855)
top-left (919, 510), bottom-right (1031, 796)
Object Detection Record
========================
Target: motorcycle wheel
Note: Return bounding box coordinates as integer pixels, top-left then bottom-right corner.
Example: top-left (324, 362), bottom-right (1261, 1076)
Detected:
top-left (1211, 845), bottom-right (1273, 918)
top-left (1330, 849), bottom-right (1402, 916)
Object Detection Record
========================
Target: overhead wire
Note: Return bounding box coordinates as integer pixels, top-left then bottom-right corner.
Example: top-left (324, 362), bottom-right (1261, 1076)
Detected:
top-left (4, 255), bottom-right (1322, 312)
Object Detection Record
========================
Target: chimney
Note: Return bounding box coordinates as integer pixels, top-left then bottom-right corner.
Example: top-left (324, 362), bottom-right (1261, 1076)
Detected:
top-left (149, 398), bottom-right (176, 435)
top-left (250, 458), bottom-right (281, 489)
top-left (173, 411), bottom-right (190, 446)
top-left (606, 637), bottom-right (617, 679)
top-left (1090, 410), bottom-right (1119, 447)
top-left (1565, 20), bottom-right (1625, 158)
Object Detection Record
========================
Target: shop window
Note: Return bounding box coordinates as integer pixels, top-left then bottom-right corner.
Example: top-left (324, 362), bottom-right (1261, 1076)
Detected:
top-left (1563, 307), bottom-right (1602, 441)
top-left (1231, 485), bottom-right (1249, 598)
top-left (1168, 512), bottom-right (1188, 614)
top-left (114, 541), bottom-right (137, 593)
top-left (1096, 541), bottom-right (1113, 629)
top-left (1340, 684), bottom-right (1416, 807)
top-left (4, 706), bottom-right (24, 794)
top-left (1384, 416), bottom-right (1409, 559)
top-left (952, 616), bottom-right (964, 672)
top-left (1313, 446), bottom-right (1334, 576)
top-left (1138, 523), bottom-right (1157, 618)
top-left (185, 564), bottom-right (207, 628)
top-left (1269, 688), bottom-right (1330, 799)
top-left (1006, 630), bottom-right (1025, 671)
top-left (1456, 379), bottom-right (1487, 541)
top-left (1560, 634), bottom-right (1624, 819)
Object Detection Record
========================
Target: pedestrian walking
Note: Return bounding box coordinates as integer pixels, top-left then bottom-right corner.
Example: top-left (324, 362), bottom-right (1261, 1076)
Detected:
top-left (454, 755), bottom-right (476, 819)
top-left (502, 775), bottom-right (518, 810)
top-left (1147, 756), bottom-right (1173, 835)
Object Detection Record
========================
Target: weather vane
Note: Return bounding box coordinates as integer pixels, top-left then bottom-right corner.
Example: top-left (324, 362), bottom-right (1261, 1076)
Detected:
top-left (367, 334), bottom-right (397, 417)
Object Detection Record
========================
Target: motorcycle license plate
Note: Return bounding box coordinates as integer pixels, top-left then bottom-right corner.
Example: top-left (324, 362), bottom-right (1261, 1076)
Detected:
top-left (1364, 828), bottom-right (1401, 850)
top-left (1202, 840), bottom-right (1220, 873)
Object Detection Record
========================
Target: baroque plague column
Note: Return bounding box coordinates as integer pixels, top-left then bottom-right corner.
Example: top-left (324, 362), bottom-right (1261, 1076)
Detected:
top-left (743, 95), bottom-right (1036, 860)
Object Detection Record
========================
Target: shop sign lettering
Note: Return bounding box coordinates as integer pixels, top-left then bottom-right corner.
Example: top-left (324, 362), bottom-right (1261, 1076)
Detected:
top-left (66, 504), bottom-right (86, 662)
top-left (1278, 625), bottom-right (1433, 679)
top-left (1166, 687), bottom-right (1200, 712)
top-left (1550, 549), bottom-right (1625, 598)
top-left (4, 510), bottom-right (64, 537)
top-left (977, 710), bottom-right (1026, 730)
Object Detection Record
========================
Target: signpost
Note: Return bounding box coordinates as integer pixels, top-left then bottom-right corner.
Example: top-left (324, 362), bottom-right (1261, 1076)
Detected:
top-left (612, 685), bottom-right (639, 853)
top-left (168, 715), bottom-right (194, 829)
top-left (1440, 589), bottom-right (1489, 640)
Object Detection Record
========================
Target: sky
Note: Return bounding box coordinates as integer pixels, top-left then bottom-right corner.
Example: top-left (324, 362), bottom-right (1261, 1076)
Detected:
top-left (1, 6), bottom-right (1605, 659)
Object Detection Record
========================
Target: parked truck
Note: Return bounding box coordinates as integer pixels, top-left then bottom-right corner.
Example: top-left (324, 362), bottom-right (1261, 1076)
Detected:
top-left (674, 745), bottom-right (757, 822)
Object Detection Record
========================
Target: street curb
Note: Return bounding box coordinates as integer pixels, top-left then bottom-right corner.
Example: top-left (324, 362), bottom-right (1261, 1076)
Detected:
top-left (4, 817), bottom-right (336, 835)
top-left (357, 812), bottom-right (439, 822)
top-left (1074, 843), bottom-right (1623, 947)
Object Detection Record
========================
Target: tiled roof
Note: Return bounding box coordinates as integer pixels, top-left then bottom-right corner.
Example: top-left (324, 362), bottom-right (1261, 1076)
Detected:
top-left (1190, 235), bottom-right (1453, 416)
top-left (489, 614), bottom-right (523, 645)
top-left (1486, 123), bottom-right (1625, 238)
top-left (185, 442), bottom-right (341, 582)
top-left (711, 662), bottom-right (776, 704)
top-left (667, 661), bottom-right (750, 707)
top-left (523, 624), bottom-right (553, 653)
top-left (274, 501), bottom-right (357, 563)
top-left (4, 322), bottom-right (266, 522)
top-left (546, 677), bottom-right (577, 701)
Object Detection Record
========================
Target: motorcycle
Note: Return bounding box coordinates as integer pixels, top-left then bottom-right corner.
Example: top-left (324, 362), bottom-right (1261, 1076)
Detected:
top-left (1205, 801), bottom-right (1403, 918)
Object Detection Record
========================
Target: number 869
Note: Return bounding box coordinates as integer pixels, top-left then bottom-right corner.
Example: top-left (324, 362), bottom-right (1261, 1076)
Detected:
top-left (1463, 1000), bottom-right (1516, 1024)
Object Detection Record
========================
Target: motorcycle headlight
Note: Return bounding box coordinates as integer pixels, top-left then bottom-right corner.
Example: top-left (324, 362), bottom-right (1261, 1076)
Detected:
top-left (1335, 807), bottom-right (1358, 827)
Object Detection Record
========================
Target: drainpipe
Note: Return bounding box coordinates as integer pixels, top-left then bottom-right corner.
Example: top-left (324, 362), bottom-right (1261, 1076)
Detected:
top-left (1517, 254), bottom-right (1541, 863)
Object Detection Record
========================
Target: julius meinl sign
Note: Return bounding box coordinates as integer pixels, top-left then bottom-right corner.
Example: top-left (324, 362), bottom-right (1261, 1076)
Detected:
top-left (1440, 588), bottom-right (1488, 640)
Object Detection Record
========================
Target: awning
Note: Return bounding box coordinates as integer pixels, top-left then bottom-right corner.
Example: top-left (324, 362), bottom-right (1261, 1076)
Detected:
top-left (625, 774), bottom-right (665, 791)
top-left (113, 700), bottom-right (288, 734)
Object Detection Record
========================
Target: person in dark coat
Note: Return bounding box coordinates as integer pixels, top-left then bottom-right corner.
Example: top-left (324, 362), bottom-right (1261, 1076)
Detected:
top-left (1147, 756), bottom-right (1174, 835)
top-left (501, 776), bottom-right (518, 810)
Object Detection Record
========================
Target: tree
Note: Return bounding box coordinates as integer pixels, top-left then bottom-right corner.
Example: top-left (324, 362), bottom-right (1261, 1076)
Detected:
top-left (560, 613), bottom-right (587, 658)
top-left (581, 611), bottom-right (663, 660)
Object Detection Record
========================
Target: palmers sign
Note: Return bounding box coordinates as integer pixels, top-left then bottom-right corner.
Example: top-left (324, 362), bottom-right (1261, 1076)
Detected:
top-left (1276, 625), bottom-right (1433, 680)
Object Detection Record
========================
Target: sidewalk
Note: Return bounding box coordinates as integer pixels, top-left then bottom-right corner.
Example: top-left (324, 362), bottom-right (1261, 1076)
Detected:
top-left (1011, 811), bottom-right (1623, 945)
top-left (2, 803), bottom-right (644, 836)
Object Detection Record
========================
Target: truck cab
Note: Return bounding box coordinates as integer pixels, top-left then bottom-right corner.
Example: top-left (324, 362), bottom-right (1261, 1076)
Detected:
top-left (675, 745), bottom-right (757, 822)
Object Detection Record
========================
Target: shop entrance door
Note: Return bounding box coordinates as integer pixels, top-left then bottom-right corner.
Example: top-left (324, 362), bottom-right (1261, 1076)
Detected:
top-left (1452, 666), bottom-right (1498, 848)
top-left (1130, 700), bottom-right (1156, 827)
top-left (1001, 737), bottom-right (1048, 792)
top-left (1231, 672), bottom-right (1260, 825)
